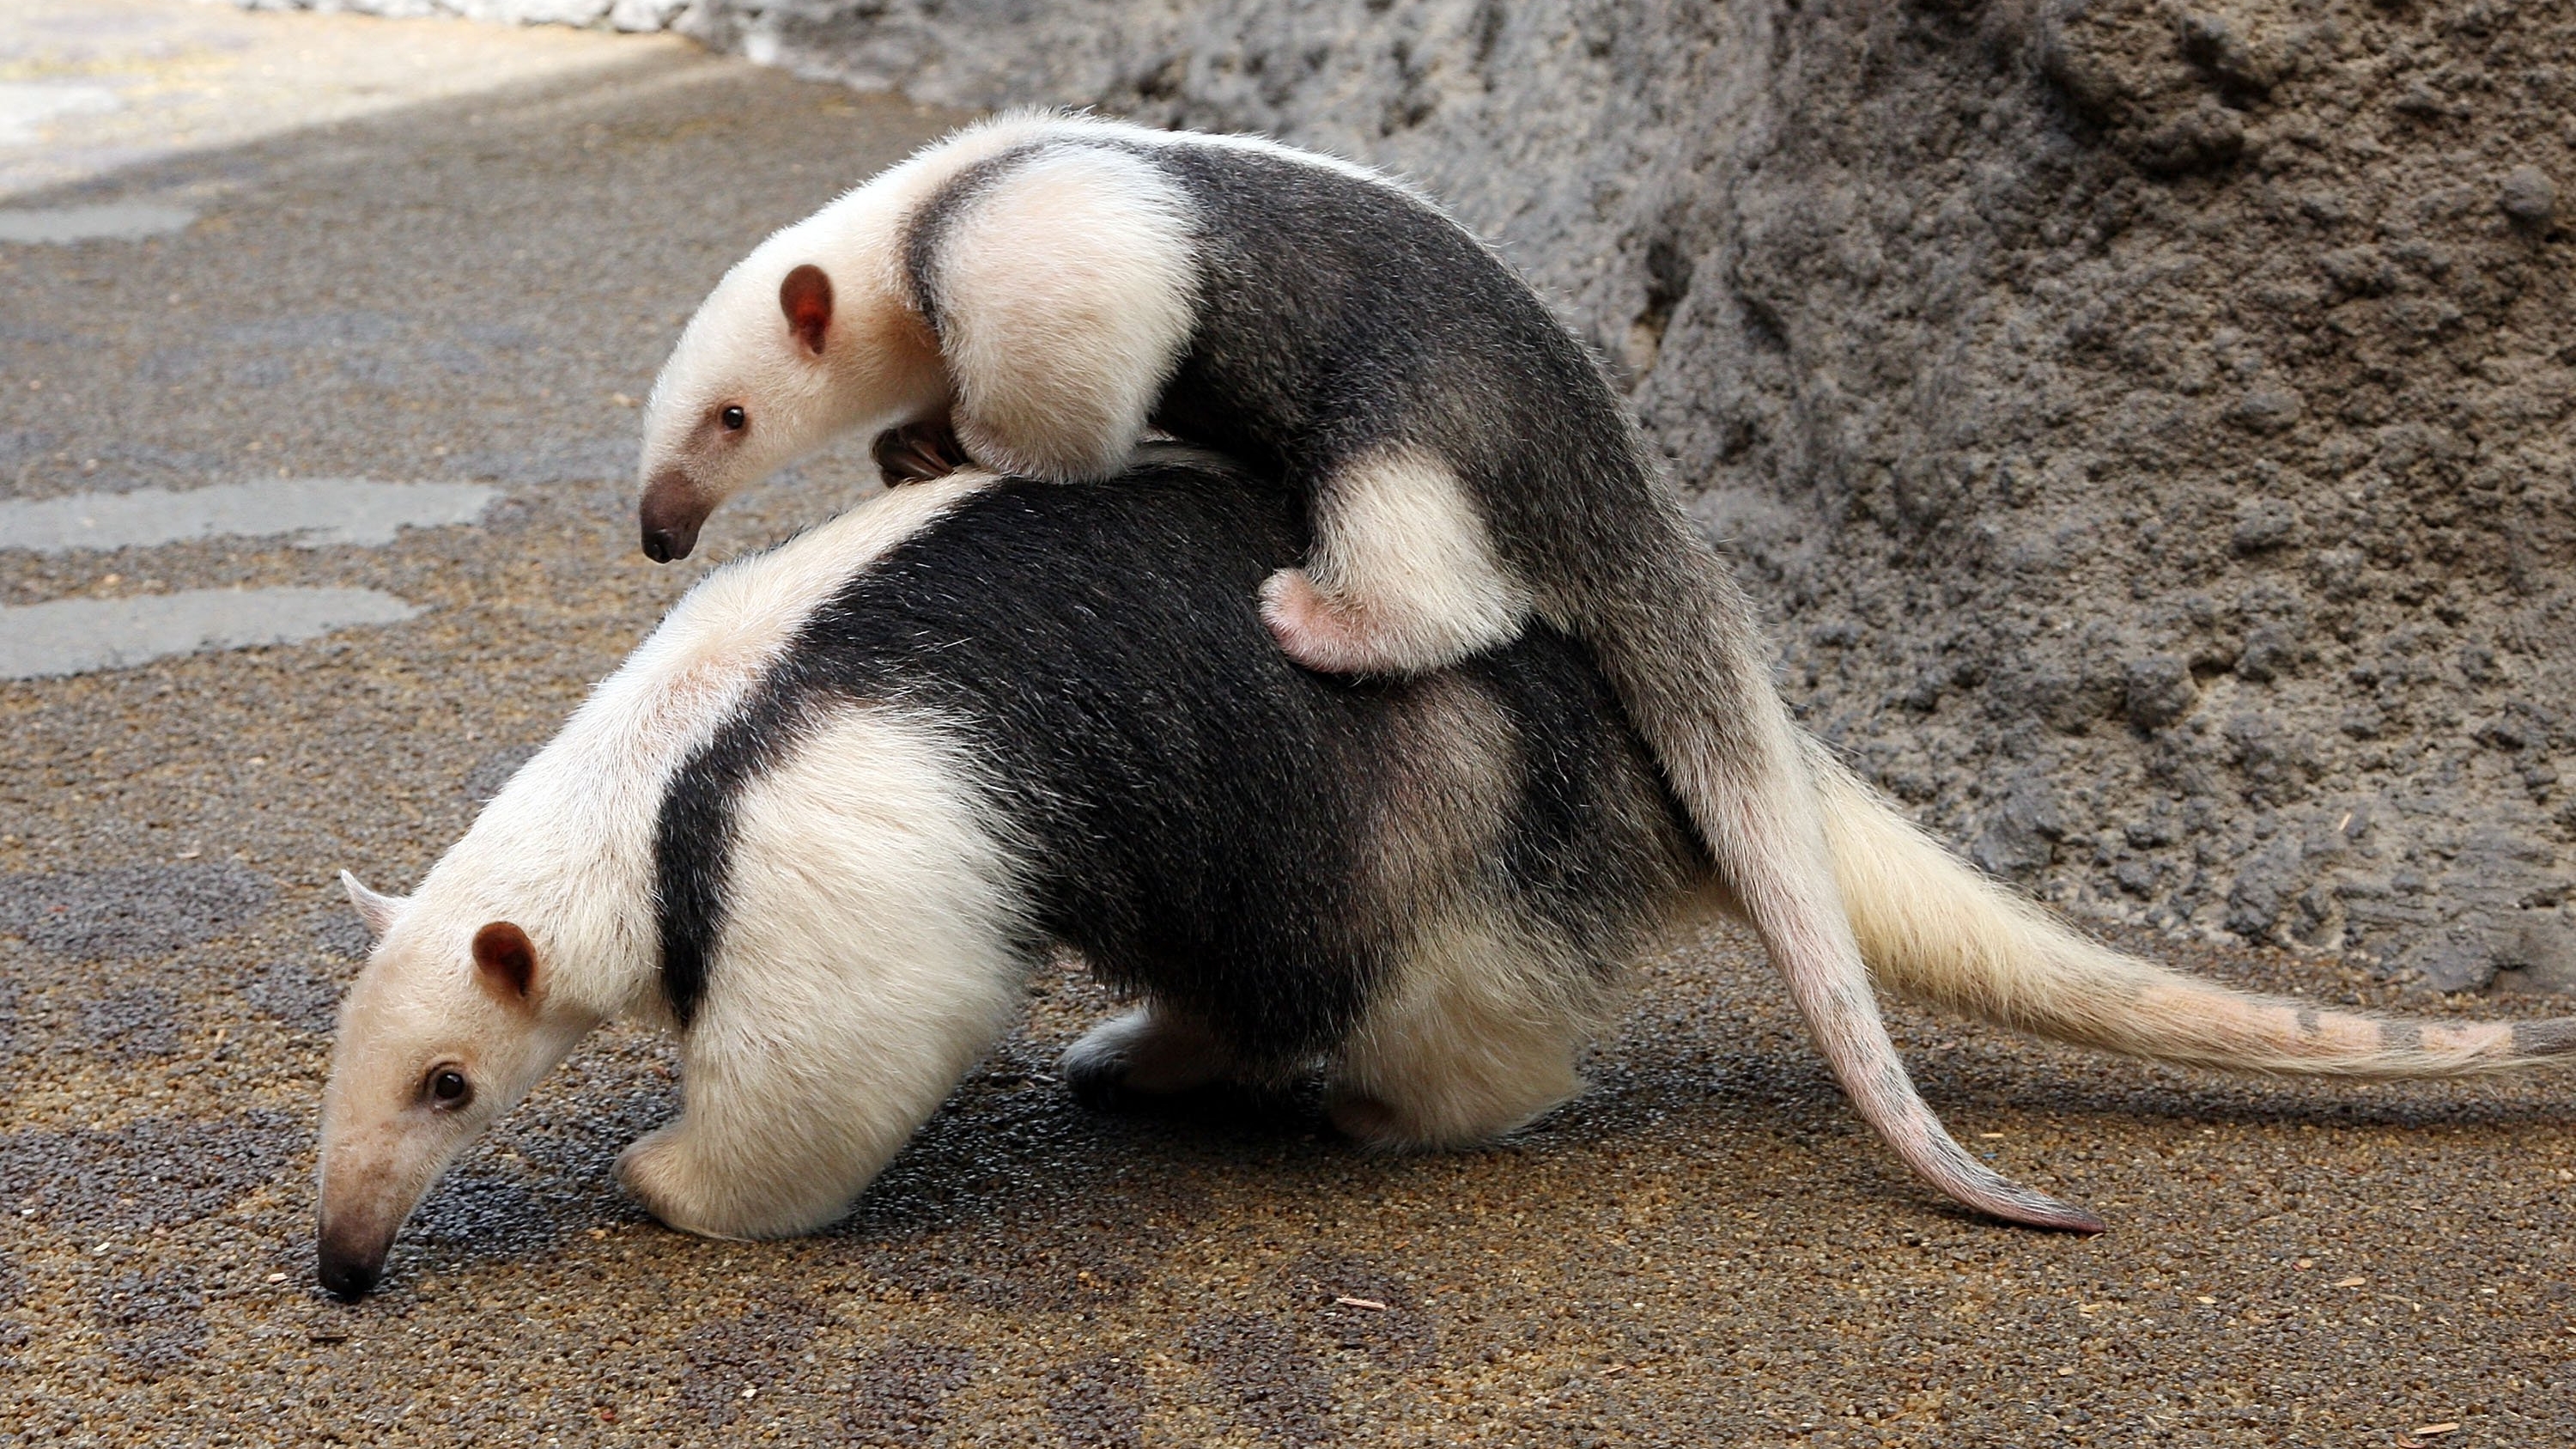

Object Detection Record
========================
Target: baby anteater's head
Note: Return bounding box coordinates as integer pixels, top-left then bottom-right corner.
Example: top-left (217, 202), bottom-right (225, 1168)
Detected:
top-left (637, 209), bottom-right (949, 562)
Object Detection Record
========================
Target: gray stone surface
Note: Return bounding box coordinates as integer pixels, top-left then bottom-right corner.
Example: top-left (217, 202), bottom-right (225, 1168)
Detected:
top-left (2493, 906), bottom-right (2576, 995)
top-left (0, 587), bottom-right (424, 679)
top-left (0, 478), bottom-right (496, 552)
top-left (231, 0), bottom-right (2575, 985)
top-left (0, 861), bottom-right (271, 961)
top-left (0, 201), bottom-right (196, 242)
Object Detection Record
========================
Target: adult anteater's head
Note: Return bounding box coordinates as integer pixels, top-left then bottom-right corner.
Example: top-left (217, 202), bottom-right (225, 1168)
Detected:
top-left (315, 871), bottom-right (599, 1300)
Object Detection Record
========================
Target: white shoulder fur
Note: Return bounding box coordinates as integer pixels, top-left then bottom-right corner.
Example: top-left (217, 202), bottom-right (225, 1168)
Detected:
top-left (969, 110), bottom-right (1436, 206)
top-left (923, 139), bottom-right (1200, 482)
top-left (616, 703), bottom-right (1027, 1239)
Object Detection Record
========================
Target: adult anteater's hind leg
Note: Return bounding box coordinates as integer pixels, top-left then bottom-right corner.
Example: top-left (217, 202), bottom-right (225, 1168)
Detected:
top-left (1325, 920), bottom-right (1607, 1149)
top-left (1060, 1003), bottom-right (1242, 1110)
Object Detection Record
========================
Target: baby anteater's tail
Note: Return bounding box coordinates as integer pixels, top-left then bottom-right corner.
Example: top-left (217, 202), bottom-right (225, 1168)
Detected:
top-left (1578, 530), bottom-right (2105, 1232)
top-left (1810, 740), bottom-right (2576, 1076)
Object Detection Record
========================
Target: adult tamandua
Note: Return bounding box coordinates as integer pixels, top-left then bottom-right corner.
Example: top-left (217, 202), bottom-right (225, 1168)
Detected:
top-left (632, 114), bottom-right (2089, 1230)
top-left (322, 450), bottom-right (2576, 1298)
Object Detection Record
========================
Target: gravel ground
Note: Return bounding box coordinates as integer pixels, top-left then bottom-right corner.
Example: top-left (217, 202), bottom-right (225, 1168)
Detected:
top-left (3, 3), bottom-right (2573, 1445)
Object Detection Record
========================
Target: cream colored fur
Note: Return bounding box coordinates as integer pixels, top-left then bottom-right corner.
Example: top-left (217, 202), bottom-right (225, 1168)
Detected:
top-left (1321, 666), bottom-right (1610, 1145)
top-left (638, 111), bottom-right (1434, 545)
top-left (319, 476), bottom-right (998, 1269)
top-left (317, 888), bottom-right (601, 1281)
top-left (929, 142), bottom-right (1200, 481)
top-left (1255, 444), bottom-right (1533, 676)
top-left (1327, 910), bottom-right (1613, 1148)
top-left (617, 706), bottom-right (1027, 1239)
top-left (1062, 920), bottom-right (1614, 1153)
top-left (635, 118), bottom-right (1062, 531)
top-left (1805, 739), bottom-right (2558, 1076)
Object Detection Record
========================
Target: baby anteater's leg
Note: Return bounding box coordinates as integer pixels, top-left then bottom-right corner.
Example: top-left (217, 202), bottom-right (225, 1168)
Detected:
top-left (1261, 444), bottom-right (1532, 677)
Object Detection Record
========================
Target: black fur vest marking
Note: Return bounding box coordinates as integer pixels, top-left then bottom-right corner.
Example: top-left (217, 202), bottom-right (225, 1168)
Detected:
top-left (653, 455), bottom-right (1696, 1066)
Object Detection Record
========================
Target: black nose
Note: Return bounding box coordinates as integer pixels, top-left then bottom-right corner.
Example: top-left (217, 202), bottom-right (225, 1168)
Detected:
top-left (641, 527), bottom-right (688, 563)
top-left (317, 1249), bottom-right (381, 1301)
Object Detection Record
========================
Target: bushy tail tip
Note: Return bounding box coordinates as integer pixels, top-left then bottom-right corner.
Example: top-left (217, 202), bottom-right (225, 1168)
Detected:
top-left (1806, 740), bottom-right (2576, 1080)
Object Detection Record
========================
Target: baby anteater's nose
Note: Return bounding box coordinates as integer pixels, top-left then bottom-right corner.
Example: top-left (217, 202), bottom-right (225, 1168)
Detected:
top-left (641, 523), bottom-right (696, 563)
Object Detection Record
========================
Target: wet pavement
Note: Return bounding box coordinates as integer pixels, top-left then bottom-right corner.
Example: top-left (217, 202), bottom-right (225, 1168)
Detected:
top-left (3, 3), bottom-right (2573, 1445)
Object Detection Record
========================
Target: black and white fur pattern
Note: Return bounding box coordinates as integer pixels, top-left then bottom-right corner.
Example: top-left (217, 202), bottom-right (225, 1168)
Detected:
top-left (635, 113), bottom-right (2097, 1229)
top-left (650, 455), bottom-right (1704, 1198)
top-left (321, 449), bottom-right (2576, 1296)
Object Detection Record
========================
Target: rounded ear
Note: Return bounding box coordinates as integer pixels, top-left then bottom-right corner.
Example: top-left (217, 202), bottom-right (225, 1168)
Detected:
top-left (471, 922), bottom-right (539, 1007)
top-left (339, 870), bottom-right (408, 941)
top-left (780, 264), bottom-right (834, 356)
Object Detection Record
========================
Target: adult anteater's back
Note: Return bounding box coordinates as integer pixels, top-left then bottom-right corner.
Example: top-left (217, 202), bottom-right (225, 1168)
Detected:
top-left (701, 448), bottom-right (1704, 1075)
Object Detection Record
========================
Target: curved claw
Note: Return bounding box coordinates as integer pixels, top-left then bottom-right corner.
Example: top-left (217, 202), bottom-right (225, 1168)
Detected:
top-left (873, 421), bottom-right (973, 487)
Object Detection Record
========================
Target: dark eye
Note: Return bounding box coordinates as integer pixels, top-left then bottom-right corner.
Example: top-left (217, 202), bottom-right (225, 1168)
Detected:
top-left (720, 405), bottom-right (746, 431)
top-left (428, 1069), bottom-right (472, 1109)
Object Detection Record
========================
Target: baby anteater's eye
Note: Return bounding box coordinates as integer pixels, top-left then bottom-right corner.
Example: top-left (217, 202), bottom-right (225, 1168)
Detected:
top-left (720, 405), bottom-right (746, 431)
top-left (427, 1068), bottom-right (472, 1110)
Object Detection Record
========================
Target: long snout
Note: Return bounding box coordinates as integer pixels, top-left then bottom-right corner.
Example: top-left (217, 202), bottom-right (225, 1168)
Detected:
top-left (313, 1133), bottom-right (449, 1300)
top-left (638, 468), bottom-right (711, 563)
top-left (316, 1214), bottom-right (393, 1300)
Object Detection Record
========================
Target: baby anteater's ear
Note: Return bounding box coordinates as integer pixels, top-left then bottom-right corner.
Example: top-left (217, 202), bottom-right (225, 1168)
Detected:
top-left (780, 263), bottom-right (834, 356)
top-left (338, 870), bottom-right (407, 941)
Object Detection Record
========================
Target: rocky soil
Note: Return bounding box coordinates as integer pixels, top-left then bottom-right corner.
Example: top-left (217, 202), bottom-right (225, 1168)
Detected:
top-left (240, 0), bottom-right (2575, 989)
